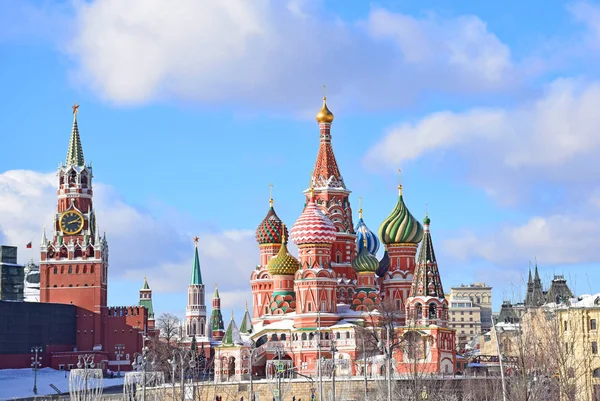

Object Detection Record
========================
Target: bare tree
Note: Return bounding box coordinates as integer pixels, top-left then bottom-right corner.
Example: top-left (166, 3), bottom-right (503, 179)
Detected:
top-left (157, 312), bottom-right (181, 345)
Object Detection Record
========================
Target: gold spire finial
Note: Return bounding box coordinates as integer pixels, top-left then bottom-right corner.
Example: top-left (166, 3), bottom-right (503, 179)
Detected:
top-left (269, 183), bottom-right (274, 208)
top-left (358, 196), bottom-right (363, 219)
top-left (72, 102), bottom-right (79, 117)
top-left (309, 171), bottom-right (315, 200)
top-left (316, 86), bottom-right (334, 123)
top-left (397, 169), bottom-right (403, 195)
top-left (193, 236), bottom-right (199, 246)
top-left (281, 223), bottom-right (287, 244)
top-left (425, 203), bottom-right (428, 216)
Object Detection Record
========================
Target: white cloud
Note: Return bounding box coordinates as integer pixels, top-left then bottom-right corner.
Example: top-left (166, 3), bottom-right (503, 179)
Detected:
top-left (365, 78), bottom-right (600, 205)
top-left (0, 169), bottom-right (255, 306)
top-left (443, 214), bottom-right (600, 266)
top-left (67, 0), bottom-right (514, 109)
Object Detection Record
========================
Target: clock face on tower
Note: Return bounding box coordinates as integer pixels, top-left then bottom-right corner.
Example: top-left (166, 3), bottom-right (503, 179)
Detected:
top-left (60, 210), bottom-right (84, 235)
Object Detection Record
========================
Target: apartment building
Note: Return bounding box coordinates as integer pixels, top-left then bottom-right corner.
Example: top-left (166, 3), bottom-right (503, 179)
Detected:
top-left (448, 282), bottom-right (492, 350)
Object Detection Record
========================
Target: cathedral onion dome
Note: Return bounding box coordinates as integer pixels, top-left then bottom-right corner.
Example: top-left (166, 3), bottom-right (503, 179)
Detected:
top-left (379, 185), bottom-right (423, 245)
top-left (255, 203), bottom-right (288, 245)
top-left (290, 196), bottom-right (337, 245)
top-left (352, 241), bottom-right (379, 273)
top-left (355, 209), bottom-right (380, 255)
top-left (376, 250), bottom-right (390, 278)
top-left (266, 229), bottom-right (301, 276)
top-left (316, 97), bottom-right (334, 124)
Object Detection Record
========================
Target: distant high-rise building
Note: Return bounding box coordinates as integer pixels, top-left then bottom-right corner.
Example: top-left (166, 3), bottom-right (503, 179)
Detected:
top-left (0, 246), bottom-right (24, 302)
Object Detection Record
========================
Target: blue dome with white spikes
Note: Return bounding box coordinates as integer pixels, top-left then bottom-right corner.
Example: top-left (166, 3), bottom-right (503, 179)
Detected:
top-left (355, 209), bottom-right (380, 255)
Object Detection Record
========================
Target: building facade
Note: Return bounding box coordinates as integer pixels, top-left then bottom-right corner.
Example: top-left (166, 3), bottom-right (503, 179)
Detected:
top-left (215, 96), bottom-right (456, 383)
top-left (36, 104), bottom-right (148, 371)
top-left (448, 282), bottom-right (492, 350)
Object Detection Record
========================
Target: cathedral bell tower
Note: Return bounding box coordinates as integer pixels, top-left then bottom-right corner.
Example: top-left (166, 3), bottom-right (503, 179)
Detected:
top-left (39, 103), bottom-right (109, 351)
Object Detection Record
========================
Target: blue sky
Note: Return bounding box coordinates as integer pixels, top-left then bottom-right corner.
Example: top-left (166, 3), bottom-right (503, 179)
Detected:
top-left (2, 0), bottom-right (600, 322)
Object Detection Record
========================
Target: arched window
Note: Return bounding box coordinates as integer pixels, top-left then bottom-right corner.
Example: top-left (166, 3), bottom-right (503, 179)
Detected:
top-left (271, 333), bottom-right (278, 341)
top-left (336, 332), bottom-right (341, 340)
top-left (301, 333), bottom-right (307, 341)
top-left (281, 333), bottom-right (287, 341)
top-left (415, 303), bottom-right (422, 319)
top-left (53, 267), bottom-right (57, 274)
top-left (346, 332), bottom-right (350, 339)
top-left (429, 303), bottom-right (437, 319)
top-left (68, 266), bottom-right (72, 274)
top-left (593, 368), bottom-right (600, 378)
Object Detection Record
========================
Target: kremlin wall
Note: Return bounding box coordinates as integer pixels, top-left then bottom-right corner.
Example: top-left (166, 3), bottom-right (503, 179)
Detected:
top-left (0, 96), bottom-right (455, 380)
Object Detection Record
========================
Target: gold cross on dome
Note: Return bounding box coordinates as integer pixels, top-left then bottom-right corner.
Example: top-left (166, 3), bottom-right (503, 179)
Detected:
top-left (72, 102), bottom-right (79, 116)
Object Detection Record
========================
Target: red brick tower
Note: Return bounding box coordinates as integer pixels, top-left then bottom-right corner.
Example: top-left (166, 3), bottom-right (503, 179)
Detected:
top-left (251, 186), bottom-right (287, 320)
top-left (291, 188), bottom-right (339, 327)
top-left (401, 214), bottom-right (456, 374)
top-left (378, 179), bottom-right (423, 324)
top-left (305, 94), bottom-right (356, 285)
top-left (40, 103), bottom-right (109, 351)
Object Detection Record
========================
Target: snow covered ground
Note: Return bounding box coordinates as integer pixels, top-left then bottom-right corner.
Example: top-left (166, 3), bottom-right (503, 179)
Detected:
top-left (0, 368), bottom-right (125, 400)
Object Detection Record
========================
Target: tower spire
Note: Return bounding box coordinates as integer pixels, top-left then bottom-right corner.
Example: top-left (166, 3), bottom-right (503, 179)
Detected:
top-left (190, 236), bottom-right (202, 285)
top-left (269, 183), bottom-right (274, 208)
top-left (359, 196), bottom-right (363, 219)
top-left (409, 214), bottom-right (443, 298)
top-left (66, 102), bottom-right (85, 167)
top-left (398, 169), bottom-right (403, 195)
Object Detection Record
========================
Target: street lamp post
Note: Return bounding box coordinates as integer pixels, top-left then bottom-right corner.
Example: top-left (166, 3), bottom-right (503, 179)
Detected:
top-left (316, 310), bottom-right (323, 401)
top-left (362, 338), bottom-right (367, 401)
top-left (378, 325), bottom-right (392, 401)
top-left (189, 355), bottom-right (197, 401)
top-left (247, 346), bottom-right (259, 401)
top-left (492, 317), bottom-right (508, 401)
top-left (31, 346), bottom-right (43, 395)
top-left (115, 344), bottom-right (125, 377)
top-left (133, 335), bottom-right (150, 401)
top-left (168, 354), bottom-right (177, 401)
top-left (330, 341), bottom-right (338, 401)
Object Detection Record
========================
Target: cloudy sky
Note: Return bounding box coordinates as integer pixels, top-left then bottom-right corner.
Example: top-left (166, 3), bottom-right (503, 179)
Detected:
top-left (2, 0), bottom-right (600, 321)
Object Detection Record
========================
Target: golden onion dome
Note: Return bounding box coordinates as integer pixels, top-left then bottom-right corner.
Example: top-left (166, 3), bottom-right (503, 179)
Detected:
top-left (266, 242), bottom-right (301, 275)
top-left (316, 97), bottom-right (334, 124)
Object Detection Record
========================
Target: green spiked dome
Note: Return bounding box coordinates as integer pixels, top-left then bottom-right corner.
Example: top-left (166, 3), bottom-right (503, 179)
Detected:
top-left (379, 185), bottom-right (423, 245)
top-left (351, 245), bottom-right (379, 273)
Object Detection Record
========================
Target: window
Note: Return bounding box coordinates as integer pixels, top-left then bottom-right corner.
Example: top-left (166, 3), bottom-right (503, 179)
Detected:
top-left (53, 267), bottom-right (57, 274)
top-left (336, 332), bottom-right (341, 340)
top-left (591, 319), bottom-right (597, 330)
top-left (68, 266), bottom-right (72, 274)
top-left (346, 332), bottom-right (350, 339)
top-left (59, 364), bottom-right (65, 370)
top-left (593, 341), bottom-right (598, 355)
top-left (68, 364), bottom-right (74, 370)
top-left (470, 331), bottom-right (473, 334)
top-left (564, 321), bottom-right (568, 331)
top-left (469, 311), bottom-right (473, 315)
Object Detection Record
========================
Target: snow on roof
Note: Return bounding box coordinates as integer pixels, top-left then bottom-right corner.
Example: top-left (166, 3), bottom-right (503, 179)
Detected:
top-left (544, 293), bottom-right (600, 310)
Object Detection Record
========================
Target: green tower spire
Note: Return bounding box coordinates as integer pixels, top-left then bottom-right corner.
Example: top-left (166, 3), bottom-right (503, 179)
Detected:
top-left (66, 103), bottom-right (85, 167)
top-left (190, 236), bottom-right (203, 285)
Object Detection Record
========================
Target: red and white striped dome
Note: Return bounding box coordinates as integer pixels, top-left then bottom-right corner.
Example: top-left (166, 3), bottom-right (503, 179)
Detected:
top-left (290, 200), bottom-right (337, 245)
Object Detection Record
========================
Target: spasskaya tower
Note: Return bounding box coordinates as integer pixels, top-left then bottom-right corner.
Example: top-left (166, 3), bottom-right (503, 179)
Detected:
top-left (40, 103), bottom-right (109, 351)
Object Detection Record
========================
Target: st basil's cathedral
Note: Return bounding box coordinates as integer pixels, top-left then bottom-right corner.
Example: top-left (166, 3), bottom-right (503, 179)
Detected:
top-left (180, 96), bottom-right (456, 381)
